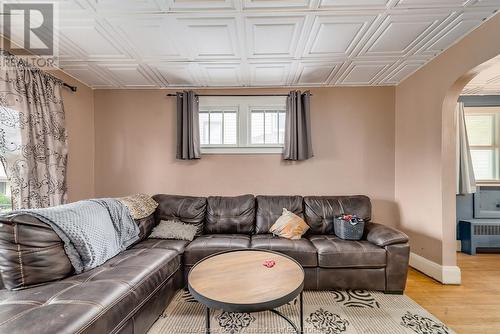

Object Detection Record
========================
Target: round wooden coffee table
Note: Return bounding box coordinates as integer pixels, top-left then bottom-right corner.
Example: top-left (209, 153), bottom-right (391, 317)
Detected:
top-left (188, 249), bottom-right (304, 334)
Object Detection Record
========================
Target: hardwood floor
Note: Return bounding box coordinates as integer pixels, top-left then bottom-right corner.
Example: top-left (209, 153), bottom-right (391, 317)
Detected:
top-left (405, 252), bottom-right (500, 334)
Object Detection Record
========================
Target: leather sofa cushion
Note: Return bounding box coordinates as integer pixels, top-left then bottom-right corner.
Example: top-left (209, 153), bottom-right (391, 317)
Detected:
top-left (205, 195), bottom-right (255, 234)
top-left (136, 214), bottom-right (156, 241)
top-left (365, 222), bottom-right (409, 247)
top-left (183, 234), bottom-right (250, 266)
top-left (132, 238), bottom-right (190, 254)
top-left (250, 234), bottom-right (317, 267)
top-left (0, 245), bottom-right (180, 333)
top-left (304, 196), bottom-right (371, 234)
top-left (308, 235), bottom-right (386, 268)
top-left (153, 194), bottom-right (206, 235)
top-left (255, 195), bottom-right (303, 234)
top-left (0, 214), bottom-right (73, 290)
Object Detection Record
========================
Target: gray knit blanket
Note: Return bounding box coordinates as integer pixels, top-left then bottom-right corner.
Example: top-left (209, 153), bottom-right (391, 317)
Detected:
top-left (8, 199), bottom-right (139, 274)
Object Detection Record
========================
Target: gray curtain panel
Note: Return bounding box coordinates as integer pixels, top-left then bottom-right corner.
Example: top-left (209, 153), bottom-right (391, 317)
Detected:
top-left (283, 90), bottom-right (313, 161)
top-left (176, 91), bottom-right (201, 160)
top-left (0, 51), bottom-right (68, 209)
top-left (456, 102), bottom-right (476, 194)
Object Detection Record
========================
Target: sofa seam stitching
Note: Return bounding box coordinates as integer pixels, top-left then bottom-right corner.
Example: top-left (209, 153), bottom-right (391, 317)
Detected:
top-left (75, 258), bottom-right (180, 334)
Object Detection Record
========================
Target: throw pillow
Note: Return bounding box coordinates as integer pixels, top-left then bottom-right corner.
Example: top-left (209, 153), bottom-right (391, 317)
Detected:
top-left (269, 208), bottom-right (310, 240)
top-left (149, 220), bottom-right (198, 241)
top-left (118, 193), bottom-right (158, 219)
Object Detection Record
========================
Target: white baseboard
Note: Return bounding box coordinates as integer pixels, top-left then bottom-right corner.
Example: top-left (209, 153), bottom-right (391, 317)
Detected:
top-left (409, 252), bottom-right (461, 284)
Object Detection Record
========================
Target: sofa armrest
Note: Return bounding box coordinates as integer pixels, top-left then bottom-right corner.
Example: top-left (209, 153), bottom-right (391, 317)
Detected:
top-left (365, 222), bottom-right (409, 247)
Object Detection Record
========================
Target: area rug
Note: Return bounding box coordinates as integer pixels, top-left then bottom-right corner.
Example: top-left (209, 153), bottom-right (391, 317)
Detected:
top-left (148, 290), bottom-right (453, 334)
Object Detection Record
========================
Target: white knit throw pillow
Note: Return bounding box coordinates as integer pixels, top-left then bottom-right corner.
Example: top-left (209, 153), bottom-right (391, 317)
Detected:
top-left (149, 220), bottom-right (198, 241)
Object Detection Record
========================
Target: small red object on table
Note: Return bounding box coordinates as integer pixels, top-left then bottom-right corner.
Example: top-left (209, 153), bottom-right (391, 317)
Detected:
top-left (263, 259), bottom-right (276, 268)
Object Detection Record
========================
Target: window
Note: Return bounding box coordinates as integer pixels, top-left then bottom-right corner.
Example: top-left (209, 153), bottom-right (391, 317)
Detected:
top-left (0, 164), bottom-right (12, 212)
top-left (465, 107), bottom-right (500, 181)
top-left (199, 96), bottom-right (286, 154)
top-left (199, 108), bottom-right (237, 146)
top-left (250, 109), bottom-right (286, 145)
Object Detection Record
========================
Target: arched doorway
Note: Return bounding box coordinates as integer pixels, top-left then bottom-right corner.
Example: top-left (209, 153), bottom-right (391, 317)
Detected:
top-left (394, 13), bottom-right (500, 285)
top-left (444, 56), bottom-right (500, 269)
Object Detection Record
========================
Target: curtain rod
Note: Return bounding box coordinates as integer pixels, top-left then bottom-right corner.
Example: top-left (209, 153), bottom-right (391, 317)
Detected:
top-left (166, 93), bottom-right (312, 97)
top-left (63, 83), bottom-right (77, 92)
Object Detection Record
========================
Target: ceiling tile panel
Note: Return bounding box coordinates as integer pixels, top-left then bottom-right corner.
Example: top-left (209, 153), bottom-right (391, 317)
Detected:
top-left (303, 15), bottom-right (377, 58)
top-left (178, 17), bottom-right (240, 59)
top-left (108, 16), bottom-right (183, 60)
top-left (422, 10), bottom-right (494, 53)
top-left (361, 13), bottom-right (448, 57)
top-left (99, 64), bottom-right (158, 87)
top-left (246, 16), bottom-right (305, 58)
top-left (242, 0), bottom-right (311, 9)
top-left (59, 18), bottom-right (130, 60)
top-left (167, 0), bottom-right (236, 10)
top-left (338, 62), bottom-right (390, 85)
top-left (153, 64), bottom-right (199, 86)
top-left (200, 64), bottom-right (244, 86)
top-left (395, 0), bottom-right (467, 8)
top-left (48, 0), bottom-right (500, 88)
top-left (295, 62), bottom-right (339, 84)
top-left (61, 63), bottom-right (115, 87)
top-left (319, 0), bottom-right (389, 8)
top-left (462, 55), bottom-right (500, 94)
top-left (380, 61), bottom-right (424, 83)
top-left (88, 0), bottom-right (166, 12)
top-left (250, 63), bottom-right (291, 85)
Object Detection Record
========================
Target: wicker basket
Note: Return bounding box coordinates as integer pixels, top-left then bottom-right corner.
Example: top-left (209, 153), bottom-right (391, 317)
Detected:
top-left (334, 216), bottom-right (365, 240)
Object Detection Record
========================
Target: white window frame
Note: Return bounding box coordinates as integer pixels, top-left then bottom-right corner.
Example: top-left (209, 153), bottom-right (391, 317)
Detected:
top-left (199, 106), bottom-right (239, 147)
top-left (247, 107), bottom-right (286, 147)
top-left (465, 107), bottom-right (500, 183)
top-left (199, 96), bottom-right (286, 154)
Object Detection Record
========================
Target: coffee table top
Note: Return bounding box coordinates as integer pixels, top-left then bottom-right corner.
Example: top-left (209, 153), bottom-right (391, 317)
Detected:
top-left (188, 249), bottom-right (304, 312)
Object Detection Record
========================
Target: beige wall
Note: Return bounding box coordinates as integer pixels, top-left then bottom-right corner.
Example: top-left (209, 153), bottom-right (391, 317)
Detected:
top-left (52, 71), bottom-right (95, 202)
top-left (94, 87), bottom-right (398, 225)
top-left (5, 12), bottom-right (500, 271)
top-left (1, 36), bottom-right (95, 202)
top-left (395, 13), bottom-right (500, 265)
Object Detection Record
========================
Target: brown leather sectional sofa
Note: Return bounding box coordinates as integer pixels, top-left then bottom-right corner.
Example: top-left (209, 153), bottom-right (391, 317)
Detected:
top-left (0, 194), bottom-right (410, 334)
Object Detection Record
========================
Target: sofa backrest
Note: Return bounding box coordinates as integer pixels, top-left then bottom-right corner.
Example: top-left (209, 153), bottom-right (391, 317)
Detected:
top-left (255, 195), bottom-right (303, 234)
top-left (152, 194), bottom-right (371, 236)
top-left (153, 194), bottom-right (206, 235)
top-left (205, 195), bottom-right (255, 234)
top-left (303, 196), bottom-right (372, 234)
top-left (0, 214), bottom-right (73, 290)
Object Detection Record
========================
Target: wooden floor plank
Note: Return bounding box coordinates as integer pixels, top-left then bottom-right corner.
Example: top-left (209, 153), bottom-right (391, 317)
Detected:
top-left (406, 252), bottom-right (500, 334)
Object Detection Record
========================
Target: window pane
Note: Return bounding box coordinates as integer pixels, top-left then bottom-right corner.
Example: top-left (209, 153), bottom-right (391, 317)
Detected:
top-left (210, 112), bottom-right (222, 145)
top-left (470, 149), bottom-right (496, 180)
top-left (199, 113), bottom-right (209, 145)
top-left (224, 112), bottom-right (237, 145)
top-left (0, 163), bottom-right (11, 213)
top-left (278, 112), bottom-right (286, 144)
top-left (265, 112), bottom-right (279, 144)
top-left (465, 114), bottom-right (495, 145)
top-left (251, 112), bottom-right (264, 144)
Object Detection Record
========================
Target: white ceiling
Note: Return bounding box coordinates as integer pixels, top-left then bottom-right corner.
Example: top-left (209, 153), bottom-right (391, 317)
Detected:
top-left (4, 0), bottom-right (500, 89)
top-left (463, 55), bottom-right (500, 95)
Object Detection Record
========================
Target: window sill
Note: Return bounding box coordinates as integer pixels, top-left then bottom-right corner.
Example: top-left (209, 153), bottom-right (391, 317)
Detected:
top-left (201, 146), bottom-right (283, 155)
top-left (476, 182), bottom-right (500, 187)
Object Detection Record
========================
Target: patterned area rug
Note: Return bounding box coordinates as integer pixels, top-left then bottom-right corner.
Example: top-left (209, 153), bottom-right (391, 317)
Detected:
top-left (148, 290), bottom-right (453, 334)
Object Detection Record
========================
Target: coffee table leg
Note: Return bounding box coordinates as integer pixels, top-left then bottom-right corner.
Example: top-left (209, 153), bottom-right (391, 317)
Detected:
top-left (300, 292), bottom-right (304, 333)
top-left (206, 307), bottom-right (210, 333)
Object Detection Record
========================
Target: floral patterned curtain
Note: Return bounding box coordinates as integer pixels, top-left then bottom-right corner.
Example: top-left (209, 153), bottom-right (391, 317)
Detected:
top-left (0, 51), bottom-right (68, 209)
